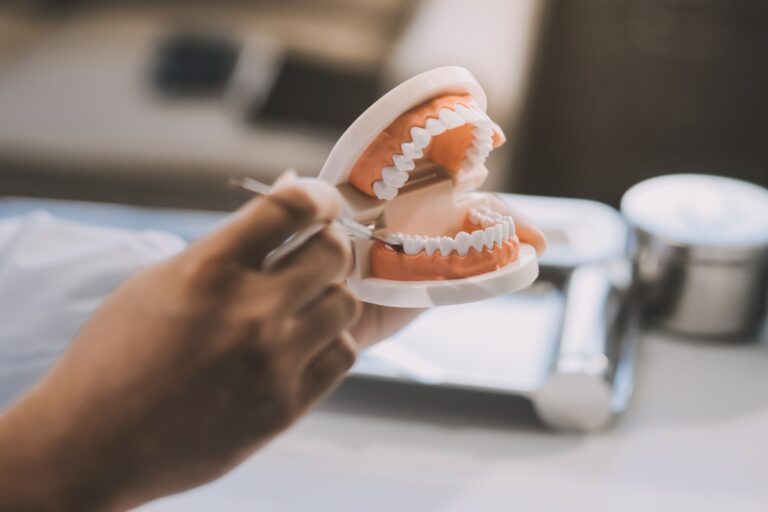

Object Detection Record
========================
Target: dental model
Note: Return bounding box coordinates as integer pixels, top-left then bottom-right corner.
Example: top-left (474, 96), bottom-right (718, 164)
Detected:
top-left (320, 66), bottom-right (539, 307)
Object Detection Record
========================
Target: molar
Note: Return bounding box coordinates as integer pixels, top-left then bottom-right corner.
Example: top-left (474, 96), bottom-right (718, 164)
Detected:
top-left (401, 142), bottom-right (422, 160)
top-left (403, 236), bottom-right (424, 255)
top-left (459, 158), bottom-right (475, 172)
top-left (466, 146), bottom-right (483, 163)
top-left (372, 180), bottom-right (398, 200)
top-left (392, 154), bottom-right (415, 172)
top-left (455, 103), bottom-right (480, 123)
top-left (381, 166), bottom-right (408, 188)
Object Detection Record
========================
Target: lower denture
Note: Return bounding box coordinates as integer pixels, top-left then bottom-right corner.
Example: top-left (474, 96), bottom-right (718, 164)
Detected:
top-left (370, 209), bottom-right (520, 281)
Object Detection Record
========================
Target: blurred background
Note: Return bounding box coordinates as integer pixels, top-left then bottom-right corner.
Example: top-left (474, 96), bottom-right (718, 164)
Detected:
top-left (1, 3), bottom-right (768, 509)
top-left (2, 0), bottom-right (764, 211)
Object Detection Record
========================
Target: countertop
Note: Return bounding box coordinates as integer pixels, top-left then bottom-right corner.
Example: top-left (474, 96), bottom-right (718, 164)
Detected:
top-left (139, 329), bottom-right (768, 512)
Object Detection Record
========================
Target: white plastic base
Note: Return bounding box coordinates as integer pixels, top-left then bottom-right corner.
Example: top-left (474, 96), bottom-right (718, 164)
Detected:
top-left (347, 243), bottom-right (539, 308)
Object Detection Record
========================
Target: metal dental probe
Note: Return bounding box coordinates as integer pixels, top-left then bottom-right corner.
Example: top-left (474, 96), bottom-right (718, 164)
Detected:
top-left (229, 176), bottom-right (404, 269)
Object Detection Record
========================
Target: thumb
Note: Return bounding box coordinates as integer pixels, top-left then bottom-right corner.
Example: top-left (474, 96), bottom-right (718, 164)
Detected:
top-left (205, 176), bottom-right (342, 268)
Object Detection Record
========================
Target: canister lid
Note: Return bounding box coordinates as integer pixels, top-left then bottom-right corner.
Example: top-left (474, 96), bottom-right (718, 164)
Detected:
top-left (621, 174), bottom-right (768, 253)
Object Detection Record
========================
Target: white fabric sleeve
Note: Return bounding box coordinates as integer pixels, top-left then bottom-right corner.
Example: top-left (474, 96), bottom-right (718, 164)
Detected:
top-left (0, 211), bottom-right (186, 410)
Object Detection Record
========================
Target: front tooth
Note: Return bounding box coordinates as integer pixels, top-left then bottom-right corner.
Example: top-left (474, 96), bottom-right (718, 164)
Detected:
top-left (438, 236), bottom-right (454, 256)
top-left (403, 236), bottom-right (424, 255)
top-left (455, 103), bottom-right (480, 123)
top-left (483, 227), bottom-right (495, 249)
top-left (386, 232), bottom-right (403, 244)
top-left (455, 231), bottom-right (471, 256)
top-left (381, 166), bottom-right (408, 188)
top-left (470, 230), bottom-right (485, 252)
top-left (392, 154), bottom-right (415, 172)
top-left (372, 180), bottom-right (397, 200)
top-left (424, 237), bottom-right (440, 256)
top-left (410, 127), bottom-right (431, 149)
top-left (494, 224), bottom-right (504, 247)
top-left (439, 108), bottom-right (465, 129)
top-left (469, 208), bottom-right (482, 225)
top-left (501, 221), bottom-right (510, 240)
top-left (426, 118), bottom-right (447, 136)
top-left (401, 142), bottom-right (422, 160)
top-left (507, 218), bottom-right (516, 237)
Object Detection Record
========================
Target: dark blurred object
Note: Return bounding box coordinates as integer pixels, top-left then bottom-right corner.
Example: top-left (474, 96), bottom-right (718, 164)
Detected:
top-left (514, 0), bottom-right (768, 206)
top-left (256, 56), bottom-right (381, 129)
top-left (152, 30), bottom-right (240, 96)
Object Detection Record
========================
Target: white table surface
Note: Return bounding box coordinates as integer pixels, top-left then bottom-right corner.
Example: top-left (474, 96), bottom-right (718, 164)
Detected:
top-left (138, 329), bottom-right (768, 512)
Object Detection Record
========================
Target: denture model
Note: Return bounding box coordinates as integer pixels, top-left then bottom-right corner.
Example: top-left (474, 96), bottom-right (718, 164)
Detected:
top-left (319, 66), bottom-right (539, 307)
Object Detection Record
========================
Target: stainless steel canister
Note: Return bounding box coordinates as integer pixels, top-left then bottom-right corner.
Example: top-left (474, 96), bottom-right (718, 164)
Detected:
top-left (621, 174), bottom-right (768, 337)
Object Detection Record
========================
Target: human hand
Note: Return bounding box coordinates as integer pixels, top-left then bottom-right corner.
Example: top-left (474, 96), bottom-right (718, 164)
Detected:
top-left (0, 179), bottom-right (363, 511)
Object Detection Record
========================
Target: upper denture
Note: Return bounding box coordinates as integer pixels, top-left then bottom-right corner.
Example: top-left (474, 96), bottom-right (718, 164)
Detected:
top-left (349, 94), bottom-right (505, 200)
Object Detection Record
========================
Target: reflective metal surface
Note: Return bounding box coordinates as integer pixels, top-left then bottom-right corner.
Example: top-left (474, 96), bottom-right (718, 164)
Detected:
top-left (622, 174), bottom-right (768, 337)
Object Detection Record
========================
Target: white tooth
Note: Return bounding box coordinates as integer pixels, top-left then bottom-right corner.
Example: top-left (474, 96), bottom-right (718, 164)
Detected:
top-left (455, 103), bottom-right (480, 123)
top-left (381, 166), bottom-right (408, 188)
top-left (439, 108), bottom-right (464, 129)
top-left (480, 216), bottom-right (494, 229)
top-left (424, 237), bottom-right (440, 256)
top-left (392, 154), bottom-right (415, 172)
top-left (403, 236), bottom-right (424, 255)
top-left (508, 218), bottom-right (516, 237)
top-left (474, 112), bottom-right (493, 128)
top-left (473, 125), bottom-right (493, 138)
top-left (438, 236), bottom-right (454, 256)
top-left (501, 221), bottom-right (510, 241)
top-left (387, 232), bottom-right (403, 244)
top-left (426, 118), bottom-right (446, 136)
top-left (460, 158), bottom-right (475, 172)
top-left (455, 231), bottom-right (471, 256)
top-left (466, 147), bottom-right (483, 162)
top-left (483, 227), bottom-right (495, 249)
top-left (401, 142), bottom-right (422, 161)
top-left (372, 180), bottom-right (397, 200)
top-left (469, 208), bottom-right (482, 225)
top-left (473, 137), bottom-right (493, 152)
top-left (494, 224), bottom-right (504, 247)
top-left (410, 127), bottom-right (431, 149)
top-left (470, 230), bottom-right (485, 252)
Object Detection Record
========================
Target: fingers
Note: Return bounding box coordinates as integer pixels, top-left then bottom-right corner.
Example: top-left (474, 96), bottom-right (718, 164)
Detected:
top-left (299, 331), bottom-right (358, 406)
top-left (205, 178), bottom-right (343, 268)
top-left (285, 285), bottom-right (361, 356)
top-left (349, 304), bottom-right (425, 348)
top-left (271, 224), bottom-right (353, 311)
